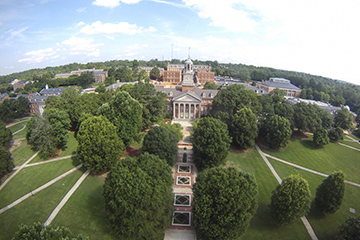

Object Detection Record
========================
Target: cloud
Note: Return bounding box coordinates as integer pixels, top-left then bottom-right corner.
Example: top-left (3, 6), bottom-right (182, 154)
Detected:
top-left (75, 21), bottom-right (86, 27)
top-left (61, 37), bottom-right (104, 57)
top-left (18, 48), bottom-right (57, 63)
top-left (151, 0), bottom-right (185, 8)
top-left (76, 7), bottom-right (87, 13)
top-left (182, 0), bottom-right (259, 32)
top-left (92, 0), bottom-right (141, 8)
top-left (80, 21), bottom-right (156, 35)
top-left (114, 43), bottom-right (149, 58)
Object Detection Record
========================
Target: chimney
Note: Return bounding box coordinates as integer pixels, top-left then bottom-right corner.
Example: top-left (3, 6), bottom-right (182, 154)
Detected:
top-left (45, 84), bottom-right (49, 89)
top-left (265, 80), bottom-right (267, 84)
top-left (116, 80), bottom-right (120, 83)
top-left (262, 80), bottom-right (264, 84)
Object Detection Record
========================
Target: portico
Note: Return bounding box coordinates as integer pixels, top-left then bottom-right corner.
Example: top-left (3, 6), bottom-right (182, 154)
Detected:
top-left (172, 92), bottom-right (202, 120)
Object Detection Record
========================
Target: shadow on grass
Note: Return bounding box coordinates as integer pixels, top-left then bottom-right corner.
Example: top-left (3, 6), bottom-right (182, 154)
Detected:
top-left (299, 139), bottom-right (317, 150)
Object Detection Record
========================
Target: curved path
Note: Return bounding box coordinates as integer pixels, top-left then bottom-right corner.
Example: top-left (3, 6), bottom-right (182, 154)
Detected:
top-left (12, 125), bottom-right (26, 135)
top-left (13, 154), bottom-right (77, 170)
top-left (255, 144), bottom-right (319, 240)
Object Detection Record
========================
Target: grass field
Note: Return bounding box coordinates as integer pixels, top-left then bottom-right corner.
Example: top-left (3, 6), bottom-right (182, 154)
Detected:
top-left (260, 135), bottom-right (360, 183)
top-left (10, 140), bottom-right (37, 166)
top-left (226, 148), bottom-right (311, 240)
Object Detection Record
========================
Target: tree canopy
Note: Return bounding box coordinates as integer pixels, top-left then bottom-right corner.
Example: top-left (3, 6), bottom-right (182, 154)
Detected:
top-left (328, 127), bottom-right (344, 141)
top-left (0, 145), bottom-right (13, 176)
top-left (191, 117), bottom-right (232, 170)
top-left (230, 107), bottom-right (258, 149)
top-left (334, 108), bottom-right (353, 130)
top-left (12, 222), bottom-right (89, 240)
top-left (0, 97), bottom-right (30, 123)
top-left (313, 128), bottom-right (330, 147)
top-left (192, 167), bottom-right (258, 240)
top-left (98, 91), bottom-right (142, 145)
top-left (0, 121), bottom-right (12, 147)
top-left (270, 175), bottom-right (312, 224)
top-left (43, 108), bottom-right (71, 149)
top-left (142, 125), bottom-right (179, 166)
top-left (203, 81), bottom-right (217, 89)
top-left (314, 171), bottom-right (345, 214)
top-left (149, 67), bottom-right (160, 80)
top-left (211, 84), bottom-right (261, 126)
top-left (293, 102), bottom-right (322, 132)
top-left (338, 215), bottom-right (360, 240)
top-left (262, 115), bottom-right (292, 149)
top-left (103, 153), bottom-right (173, 240)
top-left (76, 116), bottom-right (124, 173)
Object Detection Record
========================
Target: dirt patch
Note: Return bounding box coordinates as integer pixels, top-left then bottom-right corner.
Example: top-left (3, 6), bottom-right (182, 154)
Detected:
top-left (123, 146), bottom-right (141, 158)
top-left (229, 145), bottom-right (252, 153)
top-left (292, 131), bottom-right (308, 139)
top-left (9, 140), bottom-right (22, 153)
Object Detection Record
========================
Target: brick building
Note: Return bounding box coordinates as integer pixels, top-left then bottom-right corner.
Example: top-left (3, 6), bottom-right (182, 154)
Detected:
top-left (256, 77), bottom-right (301, 97)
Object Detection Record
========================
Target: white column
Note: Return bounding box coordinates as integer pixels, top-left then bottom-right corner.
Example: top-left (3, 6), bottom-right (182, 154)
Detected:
top-left (183, 103), bottom-right (185, 119)
top-left (173, 102), bottom-right (175, 119)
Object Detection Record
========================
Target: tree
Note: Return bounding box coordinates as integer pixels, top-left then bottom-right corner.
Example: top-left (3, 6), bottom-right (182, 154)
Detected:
top-left (313, 128), bottom-right (330, 147)
top-left (230, 107), bottom-right (258, 149)
top-left (293, 102), bottom-right (322, 132)
top-left (95, 85), bottom-right (105, 93)
top-left (127, 82), bottom-right (168, 129)
top-left (0, 121), bottom-right (12, 147)
top-left (160, 122), bottom-right (183, 141)
top-left (338, 215), bottom-right (360, 240)
top-left (12, 222), bottom-right (89, 240)
top-left (77, 116), bottom-right (124, 173)
top-left (262, 115), bottom-right (292, 149)
top-left (98, 91), bottom-right (142, 145)
top-left (270, 175), bottom-right (311, 224)
top-left (328, 127), bottom-right (344, 141)
top-left (314, 171), bottom-right (345, 214)
top-left (149, 67), bottom-right (160, 80)
top-left (238, 70), bottom-right (251, 82)
top-left (211, 84), bottom-right (261, 126)
top-left (103, 153), bottom-right (173, 240)
top-left (191, 117), bottom-right (232, 170)
top-left (193, 167), bottom-right (257, 240)
top-left (142, 126), bottom-right (178, 166)
top-left (43, 109), bottom-right (70, 149)
top-left (318, 108), bottom-right (334, 129)
top-left (334, 108), bottom-right (353, 130)
top-left (26, 115), bottom-right (58, 158)
top-left (203, 81), bottom-right (217, 89)
top-left (0, 146), bottom-right (13, 176)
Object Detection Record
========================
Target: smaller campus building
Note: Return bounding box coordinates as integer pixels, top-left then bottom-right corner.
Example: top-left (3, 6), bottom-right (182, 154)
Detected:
top-left (257, 77), bottom-right (301, 97)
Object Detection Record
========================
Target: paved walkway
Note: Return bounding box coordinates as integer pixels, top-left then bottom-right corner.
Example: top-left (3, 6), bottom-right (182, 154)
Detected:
top-left (12, 125), bottom-right (26, 135)
top-left (338, 142), bottom-right (360, 152)
top-left (44, 169), bottom-right (91, 226)
top-left (0, 164), bottom-right (83, 214)
top-left (14, 154), bottom-right (77, 170)
top-left (0, 151), bottom-right (40, 191)
top-left (255, 144), bottom-right (319, 240)
top-left (5, 118), bottom-right (30, 128)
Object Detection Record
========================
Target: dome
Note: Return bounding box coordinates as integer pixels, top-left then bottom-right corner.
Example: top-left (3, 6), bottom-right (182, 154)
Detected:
top-left (185, 57), bottom-right (193, 65)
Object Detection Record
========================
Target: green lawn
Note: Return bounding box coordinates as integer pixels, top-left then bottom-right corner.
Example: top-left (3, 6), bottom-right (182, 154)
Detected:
top-left (10, 140), bottom-right (37, 166)
top-left (0, 168), bottom-right (84, 240)
top-left (339, 139), bottom-right (360, 148)
top-left (0, 158), bottom-right (80, 209)
top-left (260, 136), bottom-right (360, 183)
top-left (12, 126), bottom-right (27, 140)
top-left (268, 158), bottom-right (360, 240)
top-left (8, 122), bottom-right (26, 134)
top-left (226, 148), bottom-right (311, 240)
top-left (52, 174), bottom-right (117, 240)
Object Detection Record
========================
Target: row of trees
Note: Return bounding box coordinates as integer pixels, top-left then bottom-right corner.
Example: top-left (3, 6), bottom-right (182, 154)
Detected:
top-left (0, 97), bottom-right (30, 123)
top-left (0, 121), bottom-right (13, 176)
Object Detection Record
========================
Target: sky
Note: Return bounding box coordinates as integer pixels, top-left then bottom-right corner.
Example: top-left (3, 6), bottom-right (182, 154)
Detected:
top-left (1, 0), bottom-right (360, 85)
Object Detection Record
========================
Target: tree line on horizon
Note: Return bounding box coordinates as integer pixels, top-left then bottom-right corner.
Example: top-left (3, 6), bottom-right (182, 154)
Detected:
top-left (1, 58), bottom-right (360, 113)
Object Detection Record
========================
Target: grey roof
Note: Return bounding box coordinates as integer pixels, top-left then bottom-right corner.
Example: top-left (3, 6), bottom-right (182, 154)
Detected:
top-left (285, 97), bottom-right (342, 115)
top-left (39, 87), bottom-right (65, 95)
top-left (257, 78), bottom-right (301, 91)
top-left (0, 93), bottom-right (9, 101)
top-left (16, 94), bottom-right (29, 99)
top-left (14, 80), bottom-right (28, 85)
top-left (155, 87), bottom-right (219, 100)
top-left (220, 81), bottom-right (268, 94)
top-left (29, 95), bottom-right (48, 103)
top-left (105, 81), bottom-right (138, 90)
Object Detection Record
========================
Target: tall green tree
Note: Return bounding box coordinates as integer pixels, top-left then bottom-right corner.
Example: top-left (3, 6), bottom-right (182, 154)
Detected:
top-left (293, 102), bottom-right (322, 132)
top-left (12, 222), bottom-right (89, 240)
top-left (26, 115), bottom-right (58, 158)
top-left (270, 175), bottom-right (312, 224)
top-left (127, 82), bottom-right (168, 129)
top-left (103, 153), bottom-right (173, 240)
top-left (203, 81), bottom-right (217, 89)
top-left (191, 117), bottom-right (232, 170)
top-left (142, 126), bottom-right (178, 166)
top-left (314, 171), bottom-right (345, 214)
top-left (262, 115), bottom-right (292, 149)
top-left (0, 121), bottom-right (12, 147)
top-left (98, 91), bottom-right (142, 145)
top-left (328, 127), bottom-right (344, 141)
top-left (338, 215), bottom-right (360, 240)
top-left (193, 167), bottom-right (257, 240)
top-left (230, 107), bottom-right (258, 149)
top-left (0, 146), bottom-right (13, 176)
top-left (211, 84), bottom-right (261, 126)
top-left (149, 67), bottom-right (160, 80)
top-left (43, 109), bottom-right (70, 149)
top-left (334, 108), bottom-right (353, 130)
top-left (77, 116), bottom-right (124, 173)
top-left (313, 128), bottom-right (330, 147)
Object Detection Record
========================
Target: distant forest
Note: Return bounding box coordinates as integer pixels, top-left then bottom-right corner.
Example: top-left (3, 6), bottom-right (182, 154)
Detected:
top-left (0, 59), bottom-right (359, 113)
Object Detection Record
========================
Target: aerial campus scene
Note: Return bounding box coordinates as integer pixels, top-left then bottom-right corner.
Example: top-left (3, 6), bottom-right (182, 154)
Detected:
top-left (0, 1), bottom-right (360, 240)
